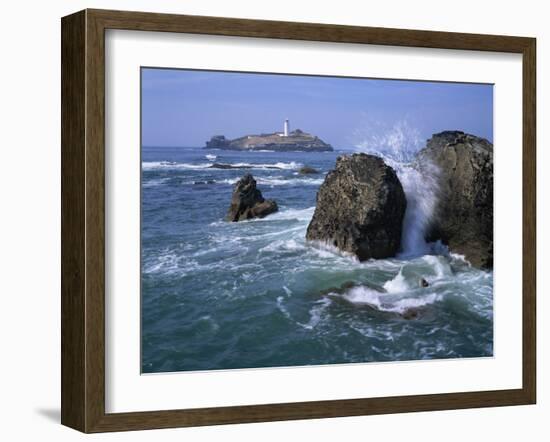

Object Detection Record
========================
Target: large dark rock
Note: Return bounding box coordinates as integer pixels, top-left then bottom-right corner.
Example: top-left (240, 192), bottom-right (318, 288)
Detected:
top-left (416, 131), bottom-right (493, 268)
top-left (306, 153), bottom-right (406, 260)
top-left (227, 174), bottom-right (278, 222)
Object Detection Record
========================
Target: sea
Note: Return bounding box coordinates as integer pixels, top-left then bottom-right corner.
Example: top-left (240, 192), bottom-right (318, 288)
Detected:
top-left (141, 146), bottom-right (493, 373)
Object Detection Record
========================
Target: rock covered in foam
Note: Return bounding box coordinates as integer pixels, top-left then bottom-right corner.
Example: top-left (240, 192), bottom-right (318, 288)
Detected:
top-left (306, 153), bottom-right (407, 260)
top-left (416, 131), bottom-right (493, 268)
top-left (226, 174), bottom-right (278, 222)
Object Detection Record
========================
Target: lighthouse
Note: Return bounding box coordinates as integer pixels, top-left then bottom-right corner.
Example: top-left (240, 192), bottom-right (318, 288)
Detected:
top-left (283, 119), bottom-right (289, 137)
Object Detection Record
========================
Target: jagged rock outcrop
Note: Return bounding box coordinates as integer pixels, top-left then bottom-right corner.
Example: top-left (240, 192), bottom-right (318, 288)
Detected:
top-left (306, 153), bottom-right (406, 260)
top-left (416, 131), bottom-right (493, 268)
top-left (226, 174), bottom-right (278, 222)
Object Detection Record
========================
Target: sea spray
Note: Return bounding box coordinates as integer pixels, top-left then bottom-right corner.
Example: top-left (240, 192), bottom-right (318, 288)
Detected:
top-left (354, 118), bottom-right (423, 163)
top-left (353, 118), bottom-right (440, 256)
top-left (395, 163), bottom-right (439, 256)
top-left (340, 284), bottom-right (443, 314)
top-left (383, 267), bottom-right (410, 293)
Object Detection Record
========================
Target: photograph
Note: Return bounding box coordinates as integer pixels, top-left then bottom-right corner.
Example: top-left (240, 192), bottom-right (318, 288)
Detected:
top-left (140, 67), bottom-right (494, 374)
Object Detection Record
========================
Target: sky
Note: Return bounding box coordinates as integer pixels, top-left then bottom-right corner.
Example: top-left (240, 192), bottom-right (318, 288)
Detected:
top-left (141, 68), bottom-right (493, 150)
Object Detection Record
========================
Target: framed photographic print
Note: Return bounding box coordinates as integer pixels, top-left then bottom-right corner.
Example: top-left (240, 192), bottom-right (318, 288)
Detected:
top-left (61, 9), bottom-right (536, 433)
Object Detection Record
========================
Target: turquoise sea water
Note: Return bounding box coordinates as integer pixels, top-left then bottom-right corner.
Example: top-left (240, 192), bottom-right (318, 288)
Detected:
top-left (141, 146), bottom-right (493, 373)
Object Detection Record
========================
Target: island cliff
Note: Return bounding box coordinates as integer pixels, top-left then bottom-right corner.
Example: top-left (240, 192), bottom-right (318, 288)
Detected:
top-left (205, 120), bottom-right (333, 152)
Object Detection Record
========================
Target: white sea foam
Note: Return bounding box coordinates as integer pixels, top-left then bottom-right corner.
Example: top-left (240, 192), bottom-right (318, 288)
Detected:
top-left (224, 206), bottom-right (313, 226)
top-left (142, 161), bottom-right (212, 170)
top-left (143, 243), bottom-right (257, 277)
top-left (276, 296), bottom-right (292, 319)
top-left (341, 285), bottom-right (442, 314)
top-left (147, 161), bottom-right (302, 170)
top-left (143, 251), bottom-right (188, 275)
top-left (306, 240), bottom-right (359, 261)
top-left (422, 255), bottom-right (452, 279)
top-left (205, 154), bottom-right (217, 161)
top-left (142, 160), bottom-right (302, 171)
top-left (383, 268), bottom-right (410, 293)
top-left (258, 177), bottom-right (324, 186)
top-left (259, 239), bottom-right (305, 254)
top-left (353, 118), bottom-right (423, 163)
top-left (449, 252), bottom-right (472, 267)
top-left (217, 177), bottom-right (323, 187)
top-left (353, 118), bottom-right (440, 257)
top-left (142, 178), bottom-right (170, 188)
top-left (267, 206), bottom-right (315, 222)
top-left (228, 161), bottom-right (302, 170)
top-left (297, 298), bottom-right (332, 330)
top-left (396, 162), bottom-right (440, 257)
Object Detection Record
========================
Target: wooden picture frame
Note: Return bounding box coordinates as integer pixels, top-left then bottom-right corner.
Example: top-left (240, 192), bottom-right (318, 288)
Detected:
top-left (61, 8), bottom-right (536, 433)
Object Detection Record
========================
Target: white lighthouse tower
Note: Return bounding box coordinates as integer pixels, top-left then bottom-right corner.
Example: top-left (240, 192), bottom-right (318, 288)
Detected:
top-left (283, 118), bottom-right (289, 137)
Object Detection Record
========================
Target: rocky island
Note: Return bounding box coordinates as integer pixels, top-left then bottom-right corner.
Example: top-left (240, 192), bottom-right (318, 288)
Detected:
top-left (205, 119), bottom-right (333, 152)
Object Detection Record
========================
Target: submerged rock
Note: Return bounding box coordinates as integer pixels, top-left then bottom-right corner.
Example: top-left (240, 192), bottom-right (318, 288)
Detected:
top-left (416, 131), bottom-right (493, 268)
top-left (226, 174), bottom-right (278, 222)
top-left (401, 308), bottom-right (420, 320)
top-left (298, 166), bottom-right (319, 175)
top-left (318, 281), bottom-right (360, 296)
top-left (210, 162), bottom-right (252, 170)
top-left (306, 153), bottom-right (407, 260)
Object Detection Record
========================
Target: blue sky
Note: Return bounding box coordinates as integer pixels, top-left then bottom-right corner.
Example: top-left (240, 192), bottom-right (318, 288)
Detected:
top-left (141, 68), bottom-right (493, 149)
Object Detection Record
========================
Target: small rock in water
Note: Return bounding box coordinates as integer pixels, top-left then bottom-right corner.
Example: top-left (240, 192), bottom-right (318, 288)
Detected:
top-left (226, 174), bottom-right (278, 222)
top-left (402, 309), bottom-right (420, 320)
top-left (298, 166), bottom-right (319, 175)
top-left (419, 278), bottom-right (429, 288)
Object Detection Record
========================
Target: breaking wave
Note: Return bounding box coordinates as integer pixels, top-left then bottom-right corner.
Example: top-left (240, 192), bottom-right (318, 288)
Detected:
top-left (142, 160), bottom-right (302, 171)
top-left (354, 118), bottom-right (439, 257)
top-left (382, 268), bottom-right (410, 293)
top-left (340, 285), bottom-right (443, 314)
top-left (217, 176), bottom-right (323, 186)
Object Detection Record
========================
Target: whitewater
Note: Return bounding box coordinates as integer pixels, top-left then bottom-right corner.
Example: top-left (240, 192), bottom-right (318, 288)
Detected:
top-left (141, 145), bottom-right (493, 373)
